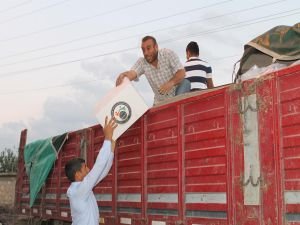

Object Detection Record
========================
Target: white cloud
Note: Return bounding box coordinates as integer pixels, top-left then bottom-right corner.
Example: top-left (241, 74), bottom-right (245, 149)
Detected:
top-left (0, 121), bottom-right (26, 152)
top-left (0, 54), bottom-right (153, 150)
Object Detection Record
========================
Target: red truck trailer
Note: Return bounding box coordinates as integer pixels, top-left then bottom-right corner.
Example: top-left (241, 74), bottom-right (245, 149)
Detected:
top-left (15, 64), bottom-right (300, 225)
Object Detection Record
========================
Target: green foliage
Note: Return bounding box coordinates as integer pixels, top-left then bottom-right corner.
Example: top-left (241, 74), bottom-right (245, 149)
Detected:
top-left (0, 148), bottom-right (18, 173)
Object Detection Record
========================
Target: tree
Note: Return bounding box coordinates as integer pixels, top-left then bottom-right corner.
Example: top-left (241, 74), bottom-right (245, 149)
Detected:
top-left (0, 148), bottom-right (18, 173)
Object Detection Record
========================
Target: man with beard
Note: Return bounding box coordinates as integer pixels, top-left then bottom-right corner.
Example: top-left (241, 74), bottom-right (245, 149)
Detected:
top-left (116, 36), bottom-right (190, 105)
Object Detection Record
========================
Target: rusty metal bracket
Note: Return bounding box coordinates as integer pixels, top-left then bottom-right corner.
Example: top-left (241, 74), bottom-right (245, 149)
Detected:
top-left (242, 175), bottom-right (262, 187)
top-left (238, 95), bottom-right (258, 114)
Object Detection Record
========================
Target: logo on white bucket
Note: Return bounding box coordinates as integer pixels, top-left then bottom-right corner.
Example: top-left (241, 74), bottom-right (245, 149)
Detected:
top-left (111, 102), bottom-right (131, 124)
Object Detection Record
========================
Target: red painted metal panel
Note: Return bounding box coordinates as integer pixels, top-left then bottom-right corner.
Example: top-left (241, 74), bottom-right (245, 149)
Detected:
top-left (15, 64), bottom-right (300, 224)
top-left (183, 91), bottom-right (228, 225)
top-left (278, 66), bottom-right (300, 224)
top-left (115, 119), bottom-right (143, 224)
top-left (228, 75), bottom-right (284, 224)
top-left (258, 77), bottom-right (283, 225)
top-left (15, 129), bottom-right (27, 215)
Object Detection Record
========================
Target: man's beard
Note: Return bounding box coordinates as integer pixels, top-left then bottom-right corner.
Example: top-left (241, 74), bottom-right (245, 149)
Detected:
top-left (146, 51), bottom-right (158, 63)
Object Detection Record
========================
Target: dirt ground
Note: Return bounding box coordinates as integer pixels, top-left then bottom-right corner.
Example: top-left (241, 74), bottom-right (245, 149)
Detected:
top-left (0, 207), bottom-right (28, 225)
top-left (0, 207), bottom-right (70, 225)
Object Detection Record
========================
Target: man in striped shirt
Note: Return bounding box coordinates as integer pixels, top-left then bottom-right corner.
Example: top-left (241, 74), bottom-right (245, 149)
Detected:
top-left (184, 41), bottom-right (214, 91)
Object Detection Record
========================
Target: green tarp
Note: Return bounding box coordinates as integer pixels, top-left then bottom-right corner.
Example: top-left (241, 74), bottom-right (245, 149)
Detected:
top-left (238, 23), bottom-right (300, 75)
top-left (24, 133), bottom-right (68, 207)
top-left (248, 22), bottom-right (300, 61)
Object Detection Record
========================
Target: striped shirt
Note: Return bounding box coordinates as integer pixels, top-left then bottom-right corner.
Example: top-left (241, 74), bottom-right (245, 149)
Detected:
top-left (131, 48), bottom-right (183, 104)
top-left (184, 57), bottom-right (212, 90)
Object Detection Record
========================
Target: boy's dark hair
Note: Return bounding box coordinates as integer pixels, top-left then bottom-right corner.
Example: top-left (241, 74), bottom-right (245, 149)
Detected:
top-left (142, 36), bottom-right (157, 45)
top-left (186, 41), bottom-right (199, 56)
top-left (65, 158), bottom-right (85, 182)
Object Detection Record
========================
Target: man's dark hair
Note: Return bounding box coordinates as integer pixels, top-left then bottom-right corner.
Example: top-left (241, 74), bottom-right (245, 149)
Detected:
top-left (65, 158), bottom-right (85, 182)
top-left (186, 41), bottom-right (199, 56)
top-left (142, 36), bottom-right (157, 45)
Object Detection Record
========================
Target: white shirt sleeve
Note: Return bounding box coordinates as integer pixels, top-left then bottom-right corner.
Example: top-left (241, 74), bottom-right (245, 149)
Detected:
top-left (95, 152), bottom-right (114, 184)
top-left (77, 140), bottom-right (113, 195)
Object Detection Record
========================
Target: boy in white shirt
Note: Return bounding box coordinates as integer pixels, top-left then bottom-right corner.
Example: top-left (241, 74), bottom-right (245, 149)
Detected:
top-left (65, 116), bottom-right (117, 225)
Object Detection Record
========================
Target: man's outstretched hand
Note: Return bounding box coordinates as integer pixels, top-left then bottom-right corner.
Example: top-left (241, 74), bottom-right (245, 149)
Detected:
top-left (103, 116), bottom-right (118, 141)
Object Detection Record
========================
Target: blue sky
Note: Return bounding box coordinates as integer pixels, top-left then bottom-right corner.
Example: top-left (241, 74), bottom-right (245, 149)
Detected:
top-left (0, 0), bottom-right (299, 151)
